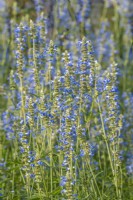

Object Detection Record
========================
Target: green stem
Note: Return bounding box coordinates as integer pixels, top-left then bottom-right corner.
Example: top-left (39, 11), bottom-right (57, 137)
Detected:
top-left (87, 159), bottom-right (102, 200)
top-left (20, 78), bottom-right (26, 124)
top-left (97, 98), bottom-right (121, 198)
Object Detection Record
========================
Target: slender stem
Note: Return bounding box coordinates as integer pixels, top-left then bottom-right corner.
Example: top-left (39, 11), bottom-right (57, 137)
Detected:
top-left (49, 129), bottom-right (53, 200)
top-left (97, 99), bottom-right (114, 175)
top-left (97, 98), bottom-right (121, 198)
top-left (86, 159), bottom-right (102, 200)
top-left (20, 77), bottom-right (26, 124)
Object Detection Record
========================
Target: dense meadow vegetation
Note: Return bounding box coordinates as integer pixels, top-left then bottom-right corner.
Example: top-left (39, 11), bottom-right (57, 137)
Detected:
top-left (0, 0), bottom-right (133, 199)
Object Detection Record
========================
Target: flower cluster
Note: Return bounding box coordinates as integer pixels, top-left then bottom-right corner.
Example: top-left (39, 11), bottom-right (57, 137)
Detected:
top-left (1, 16), bottom-right (130, 200)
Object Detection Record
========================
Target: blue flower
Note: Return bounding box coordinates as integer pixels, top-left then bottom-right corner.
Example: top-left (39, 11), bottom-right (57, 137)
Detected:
top-left (80, 149), bottom-right (85, 157)
top-left (60, 176), bottom-right (67, 186)
top-left (30, 173), bottom-right (35, 178)
top-left (37, 160), bottom-right (44, 166)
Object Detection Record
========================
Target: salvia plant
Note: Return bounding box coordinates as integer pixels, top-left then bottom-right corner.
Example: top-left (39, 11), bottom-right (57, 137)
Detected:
top-left (0, 0), bottom-right (133, 199)
top-left (0, 14), bottom-right (132, 200)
